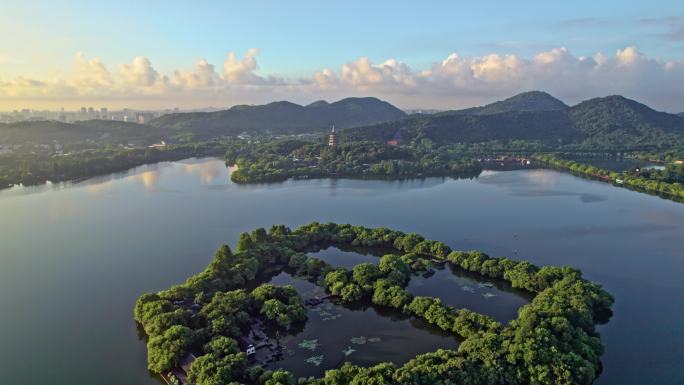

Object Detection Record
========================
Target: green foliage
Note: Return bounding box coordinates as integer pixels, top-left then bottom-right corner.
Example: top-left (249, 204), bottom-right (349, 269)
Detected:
top-left (226, 139), bottom-right (483, 184)
top-left (187, 352), bottom-right (248, 385)
top-left (252, 284), bottom-right (306, 329)
top-left (236, 232), bottom-right (255, 252)
top-left (135, 222), bottom-right (614, 385)
top-left (204, 336), bottom-right (239, 357)
top-left (146, 325), bottom-right (194, 372)
top-left (0, 141), bottom-right (227, 188)
top-left (535, 154), bottom-right (684, 201)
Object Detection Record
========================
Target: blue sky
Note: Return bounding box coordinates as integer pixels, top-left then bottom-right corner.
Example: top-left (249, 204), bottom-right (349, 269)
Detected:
top-left (1, 0), bottom-right (683, 110)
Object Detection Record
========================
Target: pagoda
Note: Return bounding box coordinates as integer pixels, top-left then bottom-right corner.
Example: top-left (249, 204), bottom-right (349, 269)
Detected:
top-left (328, 125), bottom-right (337, 147)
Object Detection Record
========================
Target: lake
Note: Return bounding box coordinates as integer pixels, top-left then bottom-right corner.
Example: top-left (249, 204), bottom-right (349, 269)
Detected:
top-left (262, 272), bottom-right (458, 378)
top-left (1, 158), bottom-right (683, 385)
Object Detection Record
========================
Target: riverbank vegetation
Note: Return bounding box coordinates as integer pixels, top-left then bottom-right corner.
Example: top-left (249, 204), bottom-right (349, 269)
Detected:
top-left (135, 222), bottom-right (613, 385)
top-left (0, 141), bottom-right (227, 189)
top-left (534, 154), bottom-right (684, 200)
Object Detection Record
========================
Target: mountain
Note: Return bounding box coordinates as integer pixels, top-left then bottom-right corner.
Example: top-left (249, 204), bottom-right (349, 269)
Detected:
top-left (342, 93), bottom-right (684, 148)
top-left (678, 112), bottom-right (684, 118)
top-left (568, 96), bottom-right (684, 146)
top-left (449, 91), bottom-right (568, 115)
top-left (148, 97), bottom-right (405, 138)
top-left (0, 120), bottom-right (163, 147)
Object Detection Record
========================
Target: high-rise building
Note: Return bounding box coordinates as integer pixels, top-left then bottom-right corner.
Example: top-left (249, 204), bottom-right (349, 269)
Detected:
top-left (136, 112), bottom-right (155, 124)
top-left (100, 107), bottom-right (108, 119)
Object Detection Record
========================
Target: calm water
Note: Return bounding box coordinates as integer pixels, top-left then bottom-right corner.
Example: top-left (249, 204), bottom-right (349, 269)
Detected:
top-left (1, 158), bottom-right (683, 385)
top-left (406, 266), bottom-right (533, 323)
top-left (571, 158), bottom-right (664, 172)
top-left (309, 247), bottom-right (531, 323)
top-left (307, 246), bottom-right (389, 269)
top-left (264, 272), bottom-right (458, 378)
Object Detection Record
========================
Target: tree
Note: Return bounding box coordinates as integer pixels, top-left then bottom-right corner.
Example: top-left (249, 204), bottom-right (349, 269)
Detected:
top-left (236, 232), bottom-right (255, 252)
top-left (340, 283), bottom-right (363, 302)
top-left (352, 263), bottom-right (381, 289)
top-left (252, 227), bottom-right (268, 243)
top-left (204, 336), bottom-right (239, 357)
top-left (264, 369), bottom-right (296, 385)
top-left (187, 352), bottom-right (247, 385)
top-left (147, 325), bottom-right (194, 372)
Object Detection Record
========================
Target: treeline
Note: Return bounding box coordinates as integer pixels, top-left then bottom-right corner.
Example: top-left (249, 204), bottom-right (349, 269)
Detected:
top-left (535, 154), bottom-right (684, 201)
top-left (135, 222), bottom-right (613, 385)
top-left (225, 139), bottom-right (483, 184)
top-left (0, 142), bottom-right (227, 189)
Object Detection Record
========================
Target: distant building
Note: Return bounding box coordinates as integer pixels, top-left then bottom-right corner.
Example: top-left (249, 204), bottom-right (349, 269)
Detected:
top-left (100, 107), bottom-right (108, 119)
top-left (136, 112), bottom-right (155, 124)
top-left (387, 130), bottom-right (404, 146)
top-left (328, 125), bottom-right (337, 147)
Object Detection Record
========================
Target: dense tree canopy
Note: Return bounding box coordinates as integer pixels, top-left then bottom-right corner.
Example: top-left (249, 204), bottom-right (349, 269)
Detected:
top-left (135, 222), bottom-right (614, 385)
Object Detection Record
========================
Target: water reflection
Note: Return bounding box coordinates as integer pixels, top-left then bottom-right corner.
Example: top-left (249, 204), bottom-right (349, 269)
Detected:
top-left (265, 272), bottom-right (458, 378)
top-left (182, 160), bottom-right (224, 184)
top-left (479, 169), bottom-right (608, 203)
top-left (1, 158), bottom-right (684, 385)
top-left (129, 170), bottom-right (161, 190)
top-left (307, 246), bottom-right (388, 269)
top-left (407, 265), bottom-right (532, 323)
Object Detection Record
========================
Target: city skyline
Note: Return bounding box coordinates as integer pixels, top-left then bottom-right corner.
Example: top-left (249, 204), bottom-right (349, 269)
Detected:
top-left (1, 0), bottom-right (683, 111)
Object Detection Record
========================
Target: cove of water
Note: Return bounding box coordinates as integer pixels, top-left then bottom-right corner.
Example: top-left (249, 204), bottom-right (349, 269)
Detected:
top-left (1, 158), bottom-right (683, 385)
top-left (261, 272), bottom-right (457, 378)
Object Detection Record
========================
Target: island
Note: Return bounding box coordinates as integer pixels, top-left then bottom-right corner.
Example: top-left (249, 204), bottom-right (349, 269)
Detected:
top-left (135, 222), bottom-right (614, 385)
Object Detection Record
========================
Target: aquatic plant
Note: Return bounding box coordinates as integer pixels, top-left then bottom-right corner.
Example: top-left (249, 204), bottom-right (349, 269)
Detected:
top-left (350, 336), bottom-right (367, 345)
top-left (342, 346), bottom-right (356, 356)
top-left (298, 339), bottom-right (319, 351)
top-left (304, 355), bottom-right (324, 366)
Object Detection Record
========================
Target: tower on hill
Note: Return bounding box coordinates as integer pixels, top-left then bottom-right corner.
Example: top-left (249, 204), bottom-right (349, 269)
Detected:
top-left (328, 125), bottom-right (337, 147)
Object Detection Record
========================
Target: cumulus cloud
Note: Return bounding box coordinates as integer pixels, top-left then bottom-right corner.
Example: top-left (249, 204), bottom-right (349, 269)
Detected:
top-left (172, 59), bottom-right (223, 88)
top-left (338, 57), bottom-right (417, 90)
top-left (70, 52), bottom-right (114, 91)
top-left (1, 46), bottom-right (684, 111)
top-left (119, 56), bottom-right (160, 87)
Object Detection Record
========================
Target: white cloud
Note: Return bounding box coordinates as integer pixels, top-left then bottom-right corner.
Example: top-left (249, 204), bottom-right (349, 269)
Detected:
top-left (172, 59), bottom-right (223, 88)
top-left (119, 56), bottom-right (160, 87)
top-left (1, 46), bottom-right (684, 111)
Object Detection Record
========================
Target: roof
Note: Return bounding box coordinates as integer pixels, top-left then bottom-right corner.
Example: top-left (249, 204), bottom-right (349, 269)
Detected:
top-left (179, 353), bottom-right (197, 374)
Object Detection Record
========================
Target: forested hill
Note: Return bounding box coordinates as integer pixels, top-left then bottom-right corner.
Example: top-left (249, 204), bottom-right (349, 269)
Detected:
top-left (0, 120), bottom-right (164, 147)
top-left (0, 97), bottom-right (405, 147)
top-left (448, 91), bottom-right (568, 115)
top-left (148, 97), bottom-right (405, 137)
top-left (343, 94), bottom-right (684, 149)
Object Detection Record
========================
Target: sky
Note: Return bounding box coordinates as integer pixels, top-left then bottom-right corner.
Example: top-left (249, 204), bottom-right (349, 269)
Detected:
top-left (1, 0), bottom-right (683, 111)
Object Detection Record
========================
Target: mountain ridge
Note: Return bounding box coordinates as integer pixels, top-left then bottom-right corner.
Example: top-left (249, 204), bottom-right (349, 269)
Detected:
top-left (342, 93), bottom-right (684, 148)
top-left (148, 96), bottom-right (406, 138)
top-left (447, 91), bottom-right (568, 116)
